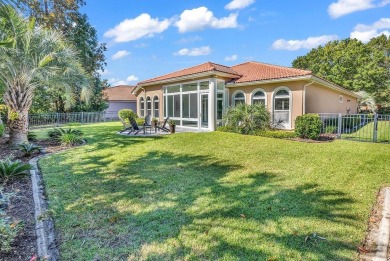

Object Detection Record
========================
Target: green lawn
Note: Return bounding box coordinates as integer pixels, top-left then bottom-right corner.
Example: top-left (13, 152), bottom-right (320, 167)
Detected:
top-left (342, 121), bottom-right (390, 142)
top-left (35, 122), bottom-right (390, 260)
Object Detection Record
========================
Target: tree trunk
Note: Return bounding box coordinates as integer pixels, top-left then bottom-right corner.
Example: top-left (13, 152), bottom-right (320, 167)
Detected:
top-left (8, 110), bottom-right (29, 145)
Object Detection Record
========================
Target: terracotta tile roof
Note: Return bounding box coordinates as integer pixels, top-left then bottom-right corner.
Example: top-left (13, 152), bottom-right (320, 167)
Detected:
top-left (230, 61), bottom-right (312, 83)
top-left (138, 62), bottom-right (241, 85)
top-left (103, 85), bottom-right (136, 101)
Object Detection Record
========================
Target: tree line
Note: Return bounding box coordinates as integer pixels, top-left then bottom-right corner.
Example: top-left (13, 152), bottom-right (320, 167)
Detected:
top-left (293, 36), bottom-right (390, 110)
top-left (0, 0), bottom-right (108, 114)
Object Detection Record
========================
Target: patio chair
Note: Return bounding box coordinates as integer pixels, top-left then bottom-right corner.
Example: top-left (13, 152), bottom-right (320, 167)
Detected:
top-left (157, 117), bottom-right (170, 132)
top-left (128, 117), bottom-right (144, 135)
top-left (144, 114), bottom-right (153, 134)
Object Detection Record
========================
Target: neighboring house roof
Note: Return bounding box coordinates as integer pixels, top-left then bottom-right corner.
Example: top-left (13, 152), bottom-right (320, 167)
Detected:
top-left (137, 62), bottom-right (241, 85)
top-left (103, 85), bottom-right (136, 101)
top-left (230, 61), bottom-right (312, 83)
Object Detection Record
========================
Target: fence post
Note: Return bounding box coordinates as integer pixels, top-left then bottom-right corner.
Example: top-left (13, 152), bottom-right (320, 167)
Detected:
top-left (373, 113), bottom-right (378, 143)
top-left (56, 113), bottom-right (59, 127)
top-left (337, 113), bottom-right (342, 139)
top-left (81, 112), bottom-right (84, 124)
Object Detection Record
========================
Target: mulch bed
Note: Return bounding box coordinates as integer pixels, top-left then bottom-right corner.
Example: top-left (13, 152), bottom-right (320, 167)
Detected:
top-left (0, 136), bottom-right (67, 260)
top-left (290, 134), bottom-right (336, 143)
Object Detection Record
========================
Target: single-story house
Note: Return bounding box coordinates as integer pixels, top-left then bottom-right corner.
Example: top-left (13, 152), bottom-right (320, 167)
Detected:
top-left (132, 61), bottom-right (359, 130)
top-left (103, 85), bottom-right (137, 119)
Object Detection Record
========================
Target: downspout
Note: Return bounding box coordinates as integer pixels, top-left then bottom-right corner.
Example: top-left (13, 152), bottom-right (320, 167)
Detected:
top-left (303, 80), bottom-right (315, 115)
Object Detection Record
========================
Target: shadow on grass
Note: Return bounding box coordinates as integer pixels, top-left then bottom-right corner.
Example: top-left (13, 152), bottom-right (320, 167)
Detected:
top-left (47, 149), bottom-right (358, 260)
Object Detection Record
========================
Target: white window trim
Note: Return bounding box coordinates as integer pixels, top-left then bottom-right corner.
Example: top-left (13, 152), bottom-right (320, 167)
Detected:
top-left (272, 86), bottom-right (292, 129)
top-left (251, 88), bottom-right (267, 106)
top-left (232, 90), bottom-right (246, 106)
top-left (139, 97), bottom-right (145, 117)
top-left (153, 95), bottom-right (159, 118)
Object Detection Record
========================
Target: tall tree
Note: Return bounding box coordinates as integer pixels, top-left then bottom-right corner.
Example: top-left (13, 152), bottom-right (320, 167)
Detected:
top-left (0, 4), bottom-right (90, 144)
top-left (18, 0), bottom-right (108, 113)
top-left (292, 37), bottom-right (390, 104)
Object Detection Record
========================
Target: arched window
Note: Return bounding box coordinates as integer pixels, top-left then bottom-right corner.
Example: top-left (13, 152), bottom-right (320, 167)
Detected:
top-left (273, 88), bottom-right (291, 128)
top-left (233, 91), bottom-right (245, 106)
top-left (153, 96), bottom-right (159, 118)
top-left (146, 96), bottom-right (152, 116)
top-left (140, 97), bottom-right (145, 117)
top-left (252, 90), bottom-right (266, 105)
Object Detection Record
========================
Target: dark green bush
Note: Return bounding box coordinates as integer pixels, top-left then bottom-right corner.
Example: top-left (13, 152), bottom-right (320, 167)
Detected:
top-left (48, 128), bottom-right (84, 145)
top-left (255, 130), bottom-right (297, 139)
top-left (223, 103), bottom-right (271, 134)
top-left (18, 143), bottom-right (40, 157)
top-left (0, 159), bottom-right (32, 184)
top-left (295, 114), bottom-right (322, 140)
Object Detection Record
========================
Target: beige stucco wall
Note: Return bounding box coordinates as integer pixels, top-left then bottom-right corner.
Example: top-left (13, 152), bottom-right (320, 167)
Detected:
top-left (228, 81), bottom-right (305, 129)
top-left (136, 85), bottom-right (164, 120)
top-left (305, 84), bottom-right (358, 114)
top-left (136, 77), bottom-right (358, 129)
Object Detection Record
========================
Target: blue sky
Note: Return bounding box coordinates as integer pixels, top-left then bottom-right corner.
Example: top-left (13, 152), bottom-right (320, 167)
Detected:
top-left (80, 0), bottom-right (390, 86)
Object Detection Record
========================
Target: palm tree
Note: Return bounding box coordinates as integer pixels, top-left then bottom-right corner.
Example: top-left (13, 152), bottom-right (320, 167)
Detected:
top-left (0, 4), bottom-right (90, 145)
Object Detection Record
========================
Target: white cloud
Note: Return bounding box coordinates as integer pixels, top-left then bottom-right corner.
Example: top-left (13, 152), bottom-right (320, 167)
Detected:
top-left (225, 0), bottom-right (255, 10)
top-left (328, 0), bottom-right (390, 19)
top-left (104, 13), bottom-right (170, 42)
top-left (174, 46), bottom-right (211, 56)
top-left (111, 50), bottom-right (130, 60)
top-left (176, 35), bottom-right (203, 44)
top-left (272, 35), bottom-right (339, 51)
top-left (126, 75), bottom-right (139, 82)
top-left (175, 7), bottom-right (238, 33)
top-left (108, 75), bottom-right (139, 86)
top-left (225, 54), bottom-right (238, 61)
top-left (350, 18), bottom-right (390, 42)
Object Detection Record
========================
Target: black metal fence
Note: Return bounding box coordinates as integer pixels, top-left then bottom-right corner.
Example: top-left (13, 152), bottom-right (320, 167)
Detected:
top-left (318, 113), bottom-right (390, 143)
top-left (28, 111), bottom-right (118, 129)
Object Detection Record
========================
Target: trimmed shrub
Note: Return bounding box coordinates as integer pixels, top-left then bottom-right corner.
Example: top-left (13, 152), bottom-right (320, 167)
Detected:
top-left (224, 103), bottom-right (271, 134)
top-left (136, 118), bottom-right (145, 126)
top-left (118, 109), bottom-right (137, 122)
top-left (295, 114), bottom-right (322, 140)
top-left (256, 130), bottom-right (297, 139)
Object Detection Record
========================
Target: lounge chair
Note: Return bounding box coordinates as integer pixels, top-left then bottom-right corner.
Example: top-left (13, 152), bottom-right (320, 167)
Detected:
top-left (120, 117), bottom-right (132, 134)
top-left (128, 117), bottom-right (144, 135)
top-left (157, 117), bottom-right (170, 132)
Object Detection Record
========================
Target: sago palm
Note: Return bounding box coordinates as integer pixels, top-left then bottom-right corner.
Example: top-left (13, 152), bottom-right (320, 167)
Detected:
top-left (0, 4), bottom-right (90, 145)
